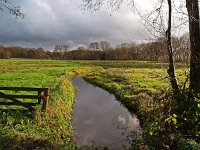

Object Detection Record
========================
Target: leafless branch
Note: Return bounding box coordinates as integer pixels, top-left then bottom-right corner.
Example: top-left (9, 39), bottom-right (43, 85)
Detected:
top-left (0, 0), bottom-right (24, 18)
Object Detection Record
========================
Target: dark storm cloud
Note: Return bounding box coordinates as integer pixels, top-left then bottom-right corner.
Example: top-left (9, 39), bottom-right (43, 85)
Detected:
top-left (0, 0), bottom-right (149, 49)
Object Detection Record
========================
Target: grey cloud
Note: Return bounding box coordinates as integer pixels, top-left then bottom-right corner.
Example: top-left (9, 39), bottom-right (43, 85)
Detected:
top-left (0, 0), bottom-right (148, 50)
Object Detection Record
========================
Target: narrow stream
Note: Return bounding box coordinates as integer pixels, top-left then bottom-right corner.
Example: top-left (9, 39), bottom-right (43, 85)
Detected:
top-left (72, 77), bottom-right (140, 149)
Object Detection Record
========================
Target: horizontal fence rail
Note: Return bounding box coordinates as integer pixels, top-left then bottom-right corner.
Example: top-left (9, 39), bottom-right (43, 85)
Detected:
top-left (0, 87), bottom-right (48, 91)
top-left (0, 87), bottom-right (50, 112)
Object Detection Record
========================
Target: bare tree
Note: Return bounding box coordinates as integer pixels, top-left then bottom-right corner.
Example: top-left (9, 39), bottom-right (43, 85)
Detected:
top-left (186, 0), bottom-right (200, 93)
top-left (172, 35), bottom-right (190, 62)
top-left (82, 0), bottom-right (180, 91)
top-left (0, 0), bottom-right (24, 18)
top-left (77, 46), bottom-right (86, 51)
top-left (54, 45), bottom-right (69, 53)
top-left (88, 42), bottom-right (100, 50)
top-left (166, 0), bottom-right (179, 91)
top-left (99, 41), bottom-right (112, 51)
top-left (82, 0), bottom-right (200, 94)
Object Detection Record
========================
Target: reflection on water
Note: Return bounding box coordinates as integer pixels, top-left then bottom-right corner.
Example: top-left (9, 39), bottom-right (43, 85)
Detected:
top-left (72, 77), bottom-right (140, 150)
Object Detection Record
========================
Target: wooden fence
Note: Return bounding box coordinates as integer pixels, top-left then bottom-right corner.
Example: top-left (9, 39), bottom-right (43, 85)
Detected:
top-left (0, 87), bottom-right (49, 112)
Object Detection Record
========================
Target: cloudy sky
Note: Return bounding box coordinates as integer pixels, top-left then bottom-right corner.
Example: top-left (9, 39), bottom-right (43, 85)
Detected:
top-left (0, 0), bottom-right (154, 50)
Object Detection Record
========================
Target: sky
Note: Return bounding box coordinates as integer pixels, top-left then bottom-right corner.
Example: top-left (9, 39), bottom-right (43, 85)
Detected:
top-left (0, 0), bottom-right (160, 50)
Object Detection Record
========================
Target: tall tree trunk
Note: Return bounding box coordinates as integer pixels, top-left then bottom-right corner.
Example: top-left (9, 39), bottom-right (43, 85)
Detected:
top-left (186, 0), bottom-right (200, 94)
top-left (166, 0), bottom-right (180, 92)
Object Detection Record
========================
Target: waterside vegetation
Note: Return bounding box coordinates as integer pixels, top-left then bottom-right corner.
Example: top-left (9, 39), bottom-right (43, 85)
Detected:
top-left (82, 60), bottom-right (199, 149)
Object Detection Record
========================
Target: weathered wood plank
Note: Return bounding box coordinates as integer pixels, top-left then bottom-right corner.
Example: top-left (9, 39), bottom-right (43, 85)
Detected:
top-left (0, 102), bottom-right (37, 106)
top-left (0, 95), bottom-right (38, 99)
top-left (0, 87), bottom-right (48, 91)
top-left (0, 92), bottom-right (34, 111)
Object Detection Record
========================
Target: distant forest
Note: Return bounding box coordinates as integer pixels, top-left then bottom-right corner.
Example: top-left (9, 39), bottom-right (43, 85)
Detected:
top-left (0, 34), bottom-right (190, 62)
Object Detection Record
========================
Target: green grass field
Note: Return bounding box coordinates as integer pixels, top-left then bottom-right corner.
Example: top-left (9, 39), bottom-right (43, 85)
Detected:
top-left (0, 59), bottom-right (84, 149)
top-left (0, 59), bottom-right (82, 87)
top-left (0, 59), bottom-right (199, 150)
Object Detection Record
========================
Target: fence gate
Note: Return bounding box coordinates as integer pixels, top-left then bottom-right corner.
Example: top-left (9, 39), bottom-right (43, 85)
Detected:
top-left (0, 87), bottom-right (49, 112)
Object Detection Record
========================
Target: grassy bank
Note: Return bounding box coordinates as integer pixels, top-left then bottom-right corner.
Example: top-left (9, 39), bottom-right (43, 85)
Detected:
top-left (82, 61), bottom-right (199, 150)
top-left (0, 59), bottom-right (84, 149)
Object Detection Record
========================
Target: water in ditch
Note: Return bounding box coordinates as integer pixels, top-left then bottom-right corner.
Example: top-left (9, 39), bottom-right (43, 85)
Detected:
top-left (72, 77), bottom-right (141, 149)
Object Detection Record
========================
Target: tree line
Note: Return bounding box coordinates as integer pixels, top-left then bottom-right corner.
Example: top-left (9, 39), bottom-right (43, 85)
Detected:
top-left (0, 45), bottom-right (50, 59)
top-left (0, 34), bottom-right (190, 62)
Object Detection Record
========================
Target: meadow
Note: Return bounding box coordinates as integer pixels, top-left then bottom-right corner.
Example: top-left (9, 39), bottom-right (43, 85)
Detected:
top-left (0, 59), bottom-right (199, 149)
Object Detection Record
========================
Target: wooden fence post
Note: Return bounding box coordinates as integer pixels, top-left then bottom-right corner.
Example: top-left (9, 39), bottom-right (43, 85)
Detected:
top-left (42, 88), bottom-right (49, 112)
top-left (38, 91), bottom-right (42, 104)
